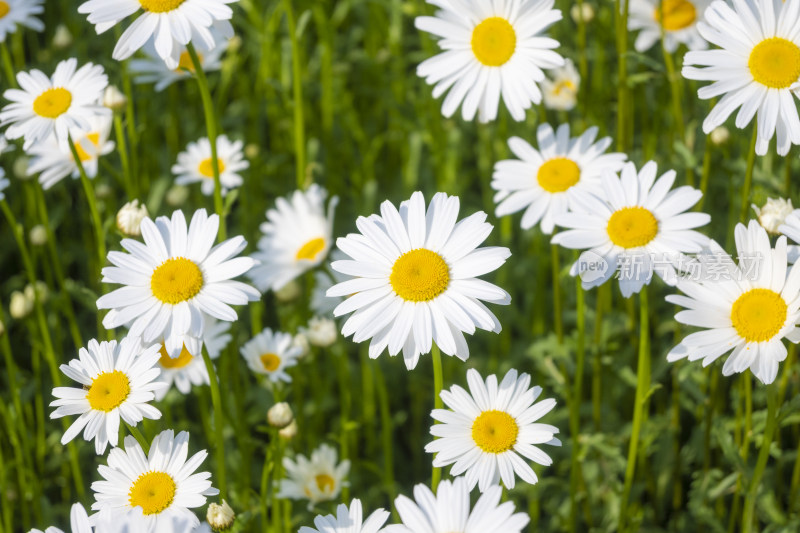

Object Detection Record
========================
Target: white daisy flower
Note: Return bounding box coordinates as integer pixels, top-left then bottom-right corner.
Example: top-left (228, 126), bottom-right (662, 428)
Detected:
top-left (682, 0), bottom-right (800, 155)
top-left (50, 337), bottom-right (165, 455)
top-left (171, 135), bottom-right (248, 197)
top-left (383, 477), bottom-right (530, 533)
top-left (240, 327), bottom-right (302, 383)
top-left (425, 368), bottom-right (560, 492)
top-left (277, 443), bottom-right (351, 508)
top-left (628, 0), bottom-right (710, 53)
top-left (299, 500), bottom-right (389, 533)
top-left (26, 114), bottom-right (115, 190)
top-left (310, 250), bottom-right (348, 317)
top-left (492, 123), bottom-right (627, 234)
top-left (91, 429), bottom-right (218, 533)
top-left (552, 161), bottom-right (711, 297)
top-left (668, 220), bottom-right (800, 384)
top-left (78, 0), bottom-right (236, 69)
top-left (248, 184), bottom-right (338, 292)
top-left (541, 58), bottom-right (580, 111)
top-left (129, 39), bottom-right (228, 92)
top-left (0, 58), bottom-right (109, 150)
top-left (96, 208), bottom-right (260, 358)
top-left (0, 0), bottom-right (44, 43)
top-left (327, 191), bottom-right (511, 370)
top-left (415, 0), bottom-right (565, 122)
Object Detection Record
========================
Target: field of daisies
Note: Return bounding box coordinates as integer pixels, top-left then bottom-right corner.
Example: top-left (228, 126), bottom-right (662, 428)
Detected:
top-left (5, 0), bottom-right (800, 531)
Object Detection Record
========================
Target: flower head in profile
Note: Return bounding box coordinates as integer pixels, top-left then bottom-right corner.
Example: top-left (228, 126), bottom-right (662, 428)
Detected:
top-left (240, 327), bottom-right (302, 383)
top-left (299, 500), bottom-right (388, 533)
top-left (278, 443), bottom-right (351, 508)
top-left (628, 0), bottom-right (709, 53)
top-left (171, 135), bottom-right (248, 197)
top-left (0, 0), bottom-right (44, 43)
top-left (541, 59), bottom-right (580, 111)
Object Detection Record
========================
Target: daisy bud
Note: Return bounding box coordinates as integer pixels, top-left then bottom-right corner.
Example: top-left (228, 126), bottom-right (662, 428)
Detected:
top-left (116, 200), bottom-right (149, 237)
top-left (0, 319), bottom-right (5, 337)
top-left (275, 280), bottom-right (301, 302)
top-left (279, 419), bottom-right (298, 440)
top-left (292, 333), bottom-right (310, 359)
top-left (244, 143), bottom-right (259, 159)
top-left (570, 3), bottom-right (594, 23)
top-left (52, 25), bottom-right (73, 50)
top-left (165, 184), bottom-right (189, 207)
top-left (95, 183), bottom-right (113, 199)
top-left (103, 85), bottom-right (127, 112)
top-left (268, 402), bottom-right (294, 429)
top-left (14, 157), bottom-right (31, 180)
top-left (29, 225), bottom-right (47, 246)
top-left (710, 126), bottom-right (730, 145)
top-left (9, 291), bottom-right (32, 319)
top-left (303, 317), bottom-right (338, 348)
top-left (753, 198), bottom-right (793, 235)
top-left (228, 36), bottom-right (243, 53)
top-left (207, 500), bottom-right (235, 532)
top-left (25, 281), bottom-right (47, 304)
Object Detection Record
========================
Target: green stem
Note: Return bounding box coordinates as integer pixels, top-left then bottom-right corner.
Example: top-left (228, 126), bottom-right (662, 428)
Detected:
top-left (119, 60), bottom-right (140, 196)
top-left (431, 344), bottom-right (444, 491)
top-left (283, 0), bottom-right (307, 189)
top-left (124, 421), bottom-right (148, 449)
top-left (569, 276), bottom-right (586, 533)
top-left (742, 384), bottom-right (779, 533)
top-left (113, 113), bottom-right (134, 199)
top-left (334, 345), bottom-right (351, 503)
top-left (0, 42), bottom-right (16, 89)
top-left (739, 127), bottom-right (758, 223)
top-left (551, 244), bottom-right (564, 344)
top-left (202, 347), bottom-right (227, 499)
top-left (374, 362), bottom-right (398, 520)
top-left (592, 283), bottom-right (609, 429)
top-left (616, 0), bottom-right (631, 151)
top-left (66, 136), bottom-right (106, 271)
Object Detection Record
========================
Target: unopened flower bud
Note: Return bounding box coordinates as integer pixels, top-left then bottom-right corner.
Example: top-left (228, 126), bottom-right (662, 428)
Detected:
top-left (116, 200), bottom-right (149, 237)
top-left (303, 317), bottom-right (337, 348)
top-left (268, 402), bottom-right (294, 429)
top-left (570, 2), bottom-right (594, 23)
top-left (9, 291), bottom-right (31, 319)
top-left (29, 225), bottom-right (47, 246)
top-left (710, 126), bottom-right (729, 145)
top-left (103, 86), bottom-right (128, 112)
top-left (244, 143), bottom-right (259, 159)
top-left (206, 500), bottom-right (235, 532)
top-left (52, 24), bottom-right (73, 49)
top-left (279, 419), bottom-right (298, 440)
top-left (753, 197), bottom-right (793, 235)
top-left (0, 319), bottom-right (5, 336)
top-left (165, 184), bottom-right (189, 207)
top-left (15, 157), bottom-right (30, 180)
top-left (292, 333), bottom-right (310, 359)
top-left (275, 280), bottom-right (300, 302)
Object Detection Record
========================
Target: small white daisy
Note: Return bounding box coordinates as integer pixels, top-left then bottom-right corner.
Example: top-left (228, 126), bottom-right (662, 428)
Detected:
top-left (129, 39), bottom-right (227, 92)
top-left (171, 135), bottom-right (248, 197)
top-left (278, 443), bottom-right (351, 508)
top-left (327, 191), bottom-right (511, 370)
top-left (425, 368), bottom-right (560, 492)
top-left (667, 220), bottom-right (800, 384)
top-left (682, 0), bottom-right (800, 155)
top-left (96, 208), bottom-right (260, 357)
top-left (415, 0), bottom-right (565, 122)
top-left (50, 337), bottom-right (165, 455)
top-left (26, 114), bottom-right (115, 190)
top-left (248, 184), bottom-right (338, 292)
top-left (91, 429), bottom-right (218, 533)
top-left (383, 477), bottom-right (530, 533)
top-left (300, 500), bottom-right (389, 533)
top-left (492, 123), bottom-right (627, 234)
top-left (240, 327), bottom-right (301, 383)
top-left (628, 0), bottom-right (709, 53)
top-left (552, 161), bottom-right (711, 297)
top-left (541, 58), bottom-right (580, 111)
top-left (0, 58), bottom-right (109, 150)
top-left (0, 0), bottom-right (44, 43)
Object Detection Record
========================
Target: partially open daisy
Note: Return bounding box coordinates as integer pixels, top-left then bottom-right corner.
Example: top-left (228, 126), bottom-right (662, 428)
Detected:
top-left (278, 443), bottom-right (351, 508)
top-left (328, 191), bottom-right (510, 370)
top-left (97, 208), bottom-right (260, 357)
top-left (628, 0), bottom-right (709, 53)
top-left (171, 135), bottom-right (247, 197)
top-left (27, 114), bottom-right (115, 190)
top-left (541, 59), bottom-right (580, 111)
top-left (50, 337), bottom-right (165, 455)
top-left (383, 477), bottom-right (530, 533)
top-left (78, 0), bottom-right (236, 69)
top-left (492, 123), bottom-right (627, 234)
top-left (415, 0), bottom-right (565, 122)
top-left (299, 500), bottom-right (389, 533)
top-left (240, 327), bottom-right (301, 383)
top-left (552, 161), bottom-right (711, 297)
top-left (129, 38), bottom-right (228, 92)
top-left (0, 0), bottom-right (44, 42)
top-left (682, 0), bottom-right (800, 155)
top-left (0, 58), bottom-right (108, 150)
top-left (426, 368), bottom-right (560, 492)
top-left (91, 429), bottom-right (218, 532)
top-left (249, 184), bottom-right (338, 292)
top-left (667, 221), bottom-right (800, 384)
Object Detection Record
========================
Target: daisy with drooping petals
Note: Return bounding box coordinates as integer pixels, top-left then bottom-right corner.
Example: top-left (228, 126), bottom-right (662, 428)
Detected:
top-left (0, 0), bottom-right (44, 43)
top-left (0, 58), bottom-right (108, 149)
top-left (171, 135), bottom-right (247, 197)
top-left (327, 191), bottom-right (511, 370)
top-left (425, 368), bottom-right (560, 492)
top-left (50, 337), bottom-right (165, 455)
top-left (667, 221), bottom-right (800, 384)
top-left (248, 184), bottom-right (338, 292)
top-left (97, 208), bottom-right (260, 357)
top-left (492, 123), bottom-right (627, 234)
top-left (682, 0), bottom-right (800, 155)
top-left (384, 477), bottom-right (530, 533)
top-left (552, 161), bottom-right (711, 297)
top-left (628, 0), bottom-right (709, 53)
top-left (278, 443), bottom-right (351, 508)
top-left (300, 500), bottom-right (389, 533)
top-left (129, 38), bottom-right (228, 92)
top-left (91, 430), bottom-right (218, 533)
top-left (415, 0), bottom-right (565, 122)
top-left (240, 327), bottom-right (302, 383)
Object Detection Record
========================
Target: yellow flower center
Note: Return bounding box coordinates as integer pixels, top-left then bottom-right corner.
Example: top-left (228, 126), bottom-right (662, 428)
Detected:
top-left (606, 207), bottom-right (659, 248)
top-left (471, 17), bottom-right (517, 67)
top-left (471, 410), bottom-right (519, 454)
top-left (295, 237), bottom-right (326, 262)
top-left (150, 257), bottom-right (204, 304)
top-left (176, 50), bottom-right (200, 73)
top-left (749, 37), bottom-right (800, 89)
top-left (197, 157), bottom-right (226, 178)
top-left (139, 0), bottom-right (185, 13)
top-left (553, 80), bottom-right (576, 95)
top-left (86, 370), bottom-right (131, 412)
top-left (73, 132), bottom-right (101, 163)
top-left (33, 88), bottom-right (72, 119)
top-left (315, 473), bottom-right (335, 493)
top-left (730, 288), bottom-right (787, 343)
top-left (158, 343), bottom-right (194, 369)
top-left (128, 471), bottom-right (177, 515)
top-left (537, 157), bottom-right (581, 193)
top-left (0, 2), bottom-right (10, 19)
top-left (390, 248), bottom-right (450, 302)
top-left (260, 353), bottom-right (281, 372)
top-left (654, 0), bottom-right (697, 31)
